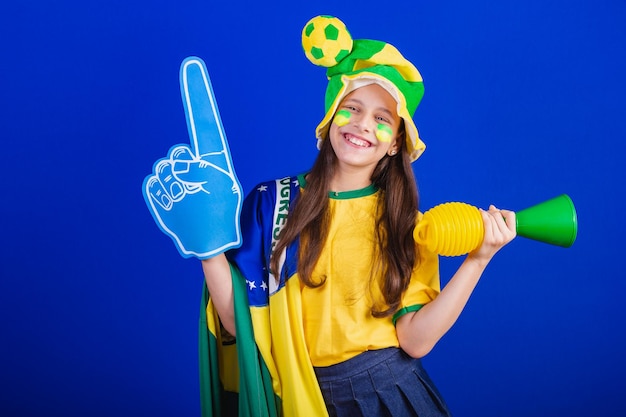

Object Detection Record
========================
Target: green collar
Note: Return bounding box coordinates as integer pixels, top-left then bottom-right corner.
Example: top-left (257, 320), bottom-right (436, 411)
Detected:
top-left (297, 173), bottom-right (378, 200)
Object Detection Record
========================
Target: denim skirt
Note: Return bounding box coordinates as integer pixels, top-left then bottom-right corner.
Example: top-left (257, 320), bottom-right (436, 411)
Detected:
top-left (313, 347), bottom-right (452, 417)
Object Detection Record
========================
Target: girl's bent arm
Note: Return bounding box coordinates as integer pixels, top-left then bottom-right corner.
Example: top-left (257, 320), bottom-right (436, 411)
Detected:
top-left (396, 206), bottom-right (516, 358)
top-left (202, 254), bottom-right (236, 336)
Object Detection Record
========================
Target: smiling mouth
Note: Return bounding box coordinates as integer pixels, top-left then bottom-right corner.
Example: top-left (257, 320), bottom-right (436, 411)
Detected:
top-left (345, 133), bottom-right (371, 148)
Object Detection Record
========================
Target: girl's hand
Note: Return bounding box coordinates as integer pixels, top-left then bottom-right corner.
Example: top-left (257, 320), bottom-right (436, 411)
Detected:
top-left (469, 205), bottom-right (517, 266)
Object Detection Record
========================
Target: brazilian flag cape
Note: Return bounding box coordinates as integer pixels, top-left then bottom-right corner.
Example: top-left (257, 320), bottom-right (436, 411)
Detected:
top-left (199, 176), bottom-right (329, 417)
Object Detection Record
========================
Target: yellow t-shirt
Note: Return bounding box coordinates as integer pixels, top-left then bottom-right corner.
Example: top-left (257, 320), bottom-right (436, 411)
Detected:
top-left (300, 185), bottom-right (440, 367)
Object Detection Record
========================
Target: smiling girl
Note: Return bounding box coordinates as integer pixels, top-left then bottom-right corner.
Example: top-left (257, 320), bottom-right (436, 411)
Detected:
top-left (201, 16), bottom-right (516, 417)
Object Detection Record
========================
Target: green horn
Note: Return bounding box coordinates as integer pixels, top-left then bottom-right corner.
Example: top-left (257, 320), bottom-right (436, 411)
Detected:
top-left (516, 194), bottom-right (578, 248)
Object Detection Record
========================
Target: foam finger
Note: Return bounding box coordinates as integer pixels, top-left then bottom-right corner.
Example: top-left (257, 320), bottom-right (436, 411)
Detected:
top-left (180, 57), bottom-right (228, 159)
top-left (145, 174), bottom-right (172, 210)
top-left (156, 159), bottom-right (185, 202)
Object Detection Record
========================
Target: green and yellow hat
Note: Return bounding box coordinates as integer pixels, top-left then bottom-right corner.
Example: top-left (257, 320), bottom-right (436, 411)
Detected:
top-left (302, 15), bottom-right (426, 162)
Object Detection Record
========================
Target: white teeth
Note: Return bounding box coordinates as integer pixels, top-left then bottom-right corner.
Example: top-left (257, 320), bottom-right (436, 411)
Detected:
top-left (346, 135), bottom-right (369, 147)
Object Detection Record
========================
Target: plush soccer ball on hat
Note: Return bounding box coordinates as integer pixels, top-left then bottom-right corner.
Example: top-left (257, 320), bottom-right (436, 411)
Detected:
top-left (302, 15), bottom-right (353, 67)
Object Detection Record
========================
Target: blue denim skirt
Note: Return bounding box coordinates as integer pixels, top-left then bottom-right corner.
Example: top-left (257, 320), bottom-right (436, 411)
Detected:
top-left (313, 347), bottom-right (452, 417)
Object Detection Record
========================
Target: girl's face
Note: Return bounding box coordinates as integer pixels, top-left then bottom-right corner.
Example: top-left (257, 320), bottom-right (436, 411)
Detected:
top-left (329, 83), bottom-right (401, 174)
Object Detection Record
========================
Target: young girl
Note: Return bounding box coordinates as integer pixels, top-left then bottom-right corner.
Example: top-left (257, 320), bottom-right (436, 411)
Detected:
top-left (202, 16), bottom-right (516, 417)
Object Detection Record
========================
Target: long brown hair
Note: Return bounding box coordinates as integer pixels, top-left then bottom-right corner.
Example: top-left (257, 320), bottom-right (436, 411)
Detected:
top-left (270, 127), bottom-right (420, 317)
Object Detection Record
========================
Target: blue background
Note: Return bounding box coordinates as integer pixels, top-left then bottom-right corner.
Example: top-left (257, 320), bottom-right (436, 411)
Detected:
top-left (2, 1), bottom-right (625, 416)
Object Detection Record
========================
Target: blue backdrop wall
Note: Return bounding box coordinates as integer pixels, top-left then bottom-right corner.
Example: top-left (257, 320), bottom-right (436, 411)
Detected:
top-left (2, 1), bottom-right (625, 416)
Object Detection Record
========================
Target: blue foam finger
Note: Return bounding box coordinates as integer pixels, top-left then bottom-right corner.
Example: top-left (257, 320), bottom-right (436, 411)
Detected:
top-left (142, 57), bottom-right (243, 259)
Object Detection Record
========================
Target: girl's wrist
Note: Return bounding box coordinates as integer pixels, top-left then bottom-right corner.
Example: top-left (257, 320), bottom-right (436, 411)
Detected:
top-left (464, 253), bottom-right (491, 271)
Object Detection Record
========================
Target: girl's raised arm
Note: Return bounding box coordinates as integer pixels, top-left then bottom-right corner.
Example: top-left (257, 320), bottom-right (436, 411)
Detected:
top-left (396, 206), bottom-right (516, 358)
top-left (202, 254), bottom-right (236, 336)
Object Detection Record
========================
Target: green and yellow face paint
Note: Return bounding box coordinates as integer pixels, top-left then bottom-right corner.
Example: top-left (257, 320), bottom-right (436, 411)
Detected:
top-left (376, 124), bottom-right (393, 143)
top-left (333, 109), bottom-right (394, 143)
top-left (333, 109), bottom-right (351, 127)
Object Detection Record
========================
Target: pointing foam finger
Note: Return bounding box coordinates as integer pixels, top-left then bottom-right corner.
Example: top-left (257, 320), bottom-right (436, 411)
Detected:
top-left (180, 57), bottom-right (228, 158)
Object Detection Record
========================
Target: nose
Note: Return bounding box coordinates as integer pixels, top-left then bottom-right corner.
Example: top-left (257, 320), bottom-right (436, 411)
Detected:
top-left (352, 113), bottom-right (374, 133)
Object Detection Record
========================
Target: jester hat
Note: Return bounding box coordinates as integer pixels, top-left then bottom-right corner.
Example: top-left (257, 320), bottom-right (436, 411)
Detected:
top-left (302, 15), bottom-right (426, 162)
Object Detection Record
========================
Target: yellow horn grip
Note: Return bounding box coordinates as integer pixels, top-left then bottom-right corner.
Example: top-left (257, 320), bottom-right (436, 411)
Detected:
top-left (414, 202), bottom-right (484, 256)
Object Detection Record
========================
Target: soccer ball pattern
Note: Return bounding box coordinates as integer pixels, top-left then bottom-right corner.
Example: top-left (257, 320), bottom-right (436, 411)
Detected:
top-left (302, 15), bottom-right (353, 67)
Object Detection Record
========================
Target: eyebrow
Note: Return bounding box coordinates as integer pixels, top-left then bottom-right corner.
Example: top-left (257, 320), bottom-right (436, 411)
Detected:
top-left (343, 98), bottom-right (395, 118)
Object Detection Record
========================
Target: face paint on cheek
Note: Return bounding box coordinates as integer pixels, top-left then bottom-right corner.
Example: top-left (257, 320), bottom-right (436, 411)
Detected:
top-left (333, 109), bottom-right (351, 127)
top-left (376, 124), bottom-right (393, 143)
